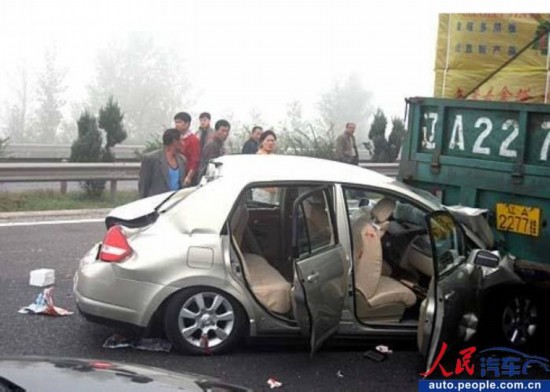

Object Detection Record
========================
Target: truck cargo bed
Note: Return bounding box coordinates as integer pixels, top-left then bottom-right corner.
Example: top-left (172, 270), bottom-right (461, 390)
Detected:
top-left (399, 97), bottom-right (550, 267)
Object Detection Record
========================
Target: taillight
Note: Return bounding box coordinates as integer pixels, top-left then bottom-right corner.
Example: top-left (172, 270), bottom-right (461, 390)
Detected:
top-left (99, 225), bottom-right (133, 262)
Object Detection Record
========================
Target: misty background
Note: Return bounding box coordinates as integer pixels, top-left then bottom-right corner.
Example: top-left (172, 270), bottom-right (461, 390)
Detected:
top-left (0, 0), bottom-right (543, 149)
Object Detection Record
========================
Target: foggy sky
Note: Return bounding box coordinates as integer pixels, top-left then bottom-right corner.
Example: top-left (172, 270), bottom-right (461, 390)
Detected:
top-left (0, 0), bottom-right (547, 138)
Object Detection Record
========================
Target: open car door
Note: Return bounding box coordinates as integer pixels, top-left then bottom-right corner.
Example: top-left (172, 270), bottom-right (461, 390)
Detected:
top-left (291, 186), bottom-right (347, 355)
top-left (418, 211), bottom-right (479, 374)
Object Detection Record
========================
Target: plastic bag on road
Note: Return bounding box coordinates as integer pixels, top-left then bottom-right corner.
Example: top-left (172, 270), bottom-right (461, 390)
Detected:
top-left (18, 287), bottom-right (73, 316)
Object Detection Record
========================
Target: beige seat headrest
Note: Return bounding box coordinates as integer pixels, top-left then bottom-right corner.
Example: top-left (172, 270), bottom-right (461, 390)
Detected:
top-left (371, 198), bottom-right (395, 223)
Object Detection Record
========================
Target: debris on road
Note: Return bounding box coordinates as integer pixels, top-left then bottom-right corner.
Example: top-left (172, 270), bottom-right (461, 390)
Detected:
top-left (29, 268), bottom-right (55, 287)
top-left (375, 344), bottom-right (393, 354)
top-left (134, 338), bottom-right (172, 352)
top-left (336, 370), bottom-right (344, 378)
top-left (18, 287), bottom-right (73, 316)
top-left (103, 334), bottom-right (172, 352)
top-left (267, 377), bottom-right (282, 389)
top-left (102, 334), bottom-right (133, 349)
top-left (363, 349), bottom-right (387, 362)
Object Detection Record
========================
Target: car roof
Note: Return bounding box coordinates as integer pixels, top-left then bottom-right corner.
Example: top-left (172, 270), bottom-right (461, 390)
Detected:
top-left (210, 154), bottom-right (394, 186)
top-left (168, 154), bottom-right (438, 235)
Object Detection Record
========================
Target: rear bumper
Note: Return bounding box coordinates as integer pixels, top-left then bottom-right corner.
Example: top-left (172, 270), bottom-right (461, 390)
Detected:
top-left (74, 284), bottom-right (145, 326)
top-left (73, 245), bottom-right (165, 328)
top-left (76, 302), bottom-right (146, 334)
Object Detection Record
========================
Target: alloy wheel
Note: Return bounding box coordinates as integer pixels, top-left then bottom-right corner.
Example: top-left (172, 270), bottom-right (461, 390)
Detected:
top-left (177, 292), bottom-right (235, 349)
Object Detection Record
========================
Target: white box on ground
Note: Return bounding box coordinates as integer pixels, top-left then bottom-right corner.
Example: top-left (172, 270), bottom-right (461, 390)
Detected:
top-left (29, 269), bottom-right (55, 287)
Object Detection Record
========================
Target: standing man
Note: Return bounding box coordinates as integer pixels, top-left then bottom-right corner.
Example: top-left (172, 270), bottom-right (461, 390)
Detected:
top-left (174, 112), bottom-right (200, 186)
top-left (138, 128), bottom-right (186, 198)
top-left (200, 119), bottom-right (231, 173)
top-left (241, 126), bottom-right (262, 154)
top-left (335, 122), bottom-right (359, 165)
top-left (196, 112), bottom-right (215, 154)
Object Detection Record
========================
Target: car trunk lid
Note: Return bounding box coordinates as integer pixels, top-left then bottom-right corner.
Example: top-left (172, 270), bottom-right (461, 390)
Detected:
top-left (105, 189), bottom-right (194, 229)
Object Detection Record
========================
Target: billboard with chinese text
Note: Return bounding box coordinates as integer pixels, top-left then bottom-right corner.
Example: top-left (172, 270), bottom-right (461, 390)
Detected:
top-left (434, 14), bottom-right (550, 103)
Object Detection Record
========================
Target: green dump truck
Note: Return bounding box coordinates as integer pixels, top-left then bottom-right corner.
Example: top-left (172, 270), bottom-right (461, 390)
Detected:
top-left (400, 97), bottom-right (550, 269)
top-left (399, 97), bottom-right (550, 346)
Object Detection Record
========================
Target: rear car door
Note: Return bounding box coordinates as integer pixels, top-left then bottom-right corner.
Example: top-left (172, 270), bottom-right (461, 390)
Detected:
top-left (290, 186), bottom-right (347, 355)
top-left (418, 211), bottom-right (479, 373)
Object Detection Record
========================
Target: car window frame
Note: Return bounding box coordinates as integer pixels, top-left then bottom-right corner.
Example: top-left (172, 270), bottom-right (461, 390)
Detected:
top-left (226, 180), bottom-right (340, 256)
top-left (293, 187), bottom-right (339, 260)
top-left (341, 184), bottom-right (433, 225)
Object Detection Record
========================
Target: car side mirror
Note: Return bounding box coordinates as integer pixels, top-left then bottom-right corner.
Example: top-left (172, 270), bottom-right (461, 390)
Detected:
top-left (472, 249), bottom-right (500, 268)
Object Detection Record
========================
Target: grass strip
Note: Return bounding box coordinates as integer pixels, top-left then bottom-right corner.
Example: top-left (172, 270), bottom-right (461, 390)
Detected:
top-left (0, 190), bottom-right (139, 212)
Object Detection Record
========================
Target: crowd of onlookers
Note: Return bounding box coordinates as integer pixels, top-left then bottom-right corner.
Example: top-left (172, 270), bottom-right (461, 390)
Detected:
top-left (138, 111), bottom-right (359, 198)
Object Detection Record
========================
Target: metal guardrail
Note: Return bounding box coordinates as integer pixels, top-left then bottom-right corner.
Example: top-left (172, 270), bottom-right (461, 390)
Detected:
top-left (0, 162), bottom-right (140, 182)
top-left (358, 162), bottom-right (399, 177)
top-left (0, 161), bottom-right (399, 200)
top-left (3, 144), bottom-right (376, 163)
top-left (4, 144), bottom-right (144, 162)
top-left (0, 162), bottom-right (140, 201)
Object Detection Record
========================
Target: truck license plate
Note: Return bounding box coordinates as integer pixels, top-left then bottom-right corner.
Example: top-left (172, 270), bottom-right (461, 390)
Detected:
top-left (496, 203), bottom-right (540, 237)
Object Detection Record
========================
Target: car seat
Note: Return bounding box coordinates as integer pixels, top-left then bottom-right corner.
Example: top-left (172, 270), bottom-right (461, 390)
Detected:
top-left (230, 203), bottom-right (292, 314)
top-left (350, 212), bottom-right (416, 322)
top-left (302, 195), bottom-right (334, 248)
top-left (384, 200), bottom-right (433, 279)
top-left (351, 199), bottom-right (393, 276)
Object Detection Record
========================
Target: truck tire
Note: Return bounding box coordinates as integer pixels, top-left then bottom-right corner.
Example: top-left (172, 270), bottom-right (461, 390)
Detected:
top-left (482, 290), bottom-right (540, 348)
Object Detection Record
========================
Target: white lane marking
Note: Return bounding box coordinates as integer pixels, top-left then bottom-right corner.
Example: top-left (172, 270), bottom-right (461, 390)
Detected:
top-left (0, 218), bottom-right (104, 228)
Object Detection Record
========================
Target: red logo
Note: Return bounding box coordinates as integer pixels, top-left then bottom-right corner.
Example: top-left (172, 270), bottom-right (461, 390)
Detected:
top-left (421, 342), bottom-right (477, 378)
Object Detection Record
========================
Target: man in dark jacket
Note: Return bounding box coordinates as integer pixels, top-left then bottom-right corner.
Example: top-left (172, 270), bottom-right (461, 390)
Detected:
top-left (196, 112), bottom-right (215, 154)
top-left (241, 126), bottom-right (262, 154)
top-left (199, 119), bottom-right (231, 175)
top-left (335, 122), bottom-right (359, 165)
top-left (138, 128), bottom-right (186, 198)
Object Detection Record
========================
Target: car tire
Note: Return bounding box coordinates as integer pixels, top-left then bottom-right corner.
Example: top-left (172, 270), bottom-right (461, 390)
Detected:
top-left (481, 290), bottom-right (540, 348)
top-left (163, 287), bottom-right (247, 355)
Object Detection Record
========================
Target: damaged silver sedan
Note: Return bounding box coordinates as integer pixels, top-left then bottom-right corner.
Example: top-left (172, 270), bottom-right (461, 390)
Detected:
top-left (73, 155), bottom-right (529, 367)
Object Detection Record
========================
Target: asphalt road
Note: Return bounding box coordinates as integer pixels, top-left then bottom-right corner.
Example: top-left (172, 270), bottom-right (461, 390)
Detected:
top-left (0, 219), bottom-right (425, 391)
top-left (1, 219), bottom-right (549, 391)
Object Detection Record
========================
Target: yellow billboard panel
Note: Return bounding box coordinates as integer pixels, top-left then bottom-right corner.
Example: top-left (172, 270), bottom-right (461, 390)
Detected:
top-left (434, 69), bottom-right (549, 103)
top-left (435, 13), bottom-right (550, 102)
top-left (437, 14), bottom-right (550, 71)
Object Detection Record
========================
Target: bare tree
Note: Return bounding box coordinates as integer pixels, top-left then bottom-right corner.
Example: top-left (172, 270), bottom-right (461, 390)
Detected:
top-left (285, 100), bottom-right (305, 132)
top-left (317, 72), bottom-right (374, 142)
top-left (0, 136), bottom-right (9, 158)
top-left (33, 46), bottom-right (67, 143)
top-left (89, 32), bottom-right (192, 143)
top-left (2, 63), bottom-right (30, 142)
top-left (249, 107), bottom-right (264, 127)
top-left (279, 100), bottom-right (337, 160)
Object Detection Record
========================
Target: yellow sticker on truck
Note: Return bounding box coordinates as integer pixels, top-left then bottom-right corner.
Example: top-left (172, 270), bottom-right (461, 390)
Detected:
top-left (496, 203), bottom-right (540, 237)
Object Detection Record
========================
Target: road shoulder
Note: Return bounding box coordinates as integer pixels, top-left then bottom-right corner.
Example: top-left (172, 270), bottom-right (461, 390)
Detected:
top-left (0, 208), bottom-right (110, 224)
